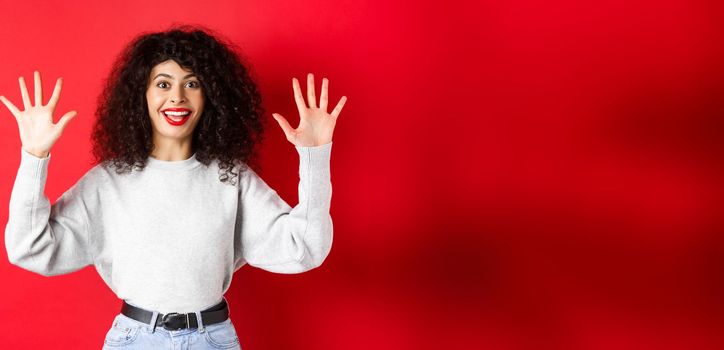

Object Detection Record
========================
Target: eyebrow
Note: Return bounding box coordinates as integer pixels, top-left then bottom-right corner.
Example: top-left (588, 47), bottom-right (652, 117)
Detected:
top-left (153, 73), bottom-right (197, 80)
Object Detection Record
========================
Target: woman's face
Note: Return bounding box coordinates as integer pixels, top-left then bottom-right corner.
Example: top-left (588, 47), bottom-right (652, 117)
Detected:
top-left (146, 60), bottom-right (205, 142)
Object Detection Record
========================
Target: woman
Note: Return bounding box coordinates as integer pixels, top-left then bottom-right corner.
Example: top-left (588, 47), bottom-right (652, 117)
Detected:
top-left (1, 25), bottom-right (346, 349)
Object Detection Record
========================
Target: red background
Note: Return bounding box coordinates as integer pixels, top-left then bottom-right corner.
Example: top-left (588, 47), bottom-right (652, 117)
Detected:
top-left (1, 0), bottom-right (723, 349)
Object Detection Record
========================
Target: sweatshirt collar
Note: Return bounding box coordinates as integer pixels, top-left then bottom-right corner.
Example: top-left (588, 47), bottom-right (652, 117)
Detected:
top-left (145, 152), bottom-right (202, 170)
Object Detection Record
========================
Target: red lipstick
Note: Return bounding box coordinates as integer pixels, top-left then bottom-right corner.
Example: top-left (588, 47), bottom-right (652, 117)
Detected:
top-left (161, 108), bottom-right (192, 126)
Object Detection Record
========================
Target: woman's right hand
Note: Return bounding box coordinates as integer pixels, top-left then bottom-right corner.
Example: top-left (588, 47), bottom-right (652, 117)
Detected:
top-left (0, 71), bottom-right (78, 158)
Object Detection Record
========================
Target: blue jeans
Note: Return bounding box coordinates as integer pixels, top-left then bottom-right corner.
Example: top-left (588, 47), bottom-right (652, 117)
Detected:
top-left (101, 305), bottom-right (242, 349)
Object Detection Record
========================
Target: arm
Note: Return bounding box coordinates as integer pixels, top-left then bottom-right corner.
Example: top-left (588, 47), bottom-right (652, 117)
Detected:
top-left (4, 148), bottom-right (96, 276)
top-left (235, 142), bottom-right (333, 274)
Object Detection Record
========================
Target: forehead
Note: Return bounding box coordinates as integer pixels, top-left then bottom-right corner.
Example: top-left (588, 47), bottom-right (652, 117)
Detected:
top-left (149, 60), bottom-right (195, 78)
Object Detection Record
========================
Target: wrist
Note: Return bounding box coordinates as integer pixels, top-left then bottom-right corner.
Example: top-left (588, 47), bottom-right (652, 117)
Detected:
top-left (23, 147), bottom-right (49, 159)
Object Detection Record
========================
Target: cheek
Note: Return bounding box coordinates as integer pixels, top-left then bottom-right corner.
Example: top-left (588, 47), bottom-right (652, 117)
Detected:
top-left (194, 98), bottom-right (205, 116)
top-left (194, 94), bottom-right (205, 108)
top-left (146, 96), bottom-right (163, 112)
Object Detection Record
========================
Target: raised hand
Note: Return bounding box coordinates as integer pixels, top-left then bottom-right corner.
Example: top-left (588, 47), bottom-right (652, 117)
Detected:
top-left (0, 71), bottom-right (78, 158)
top-left (272, 73), bottom-right (347, 147)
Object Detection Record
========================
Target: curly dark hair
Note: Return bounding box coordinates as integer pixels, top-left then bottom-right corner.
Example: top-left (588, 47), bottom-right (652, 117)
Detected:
top-left (90, 24), bottom-right (266, 186)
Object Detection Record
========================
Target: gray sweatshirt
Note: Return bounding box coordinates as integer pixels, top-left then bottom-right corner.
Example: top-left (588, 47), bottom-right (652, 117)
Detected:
top-left (4, 142), bottom-right (333, 314)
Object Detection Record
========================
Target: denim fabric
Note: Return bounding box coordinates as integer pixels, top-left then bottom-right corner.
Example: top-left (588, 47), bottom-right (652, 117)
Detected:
top-left (101, 311), bottom-right (241, 349)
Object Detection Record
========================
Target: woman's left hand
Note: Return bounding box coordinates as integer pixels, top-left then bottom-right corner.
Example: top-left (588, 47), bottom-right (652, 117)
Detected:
top-left (272, 73), bottom-right (347, 147)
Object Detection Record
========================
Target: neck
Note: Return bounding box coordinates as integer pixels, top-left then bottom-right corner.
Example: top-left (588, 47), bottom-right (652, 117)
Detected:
top-left (150, 137), bottom-right (194, 161)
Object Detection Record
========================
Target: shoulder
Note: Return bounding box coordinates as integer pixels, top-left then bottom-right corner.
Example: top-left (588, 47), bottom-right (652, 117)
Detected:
top-left (70, 161), bottom-right (120, 194)
top-left (85, 162), bottom-right (114, 182)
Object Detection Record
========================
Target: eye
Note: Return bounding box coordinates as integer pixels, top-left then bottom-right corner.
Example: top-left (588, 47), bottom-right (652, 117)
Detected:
top-left (157, 81), bottom-right (169, 89)
top-left (186, 81), bottom-right (200, 88)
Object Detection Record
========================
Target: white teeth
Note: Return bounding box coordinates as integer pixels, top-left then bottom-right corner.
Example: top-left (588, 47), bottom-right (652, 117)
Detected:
top-left (163, 111), bottom-right (190, 116)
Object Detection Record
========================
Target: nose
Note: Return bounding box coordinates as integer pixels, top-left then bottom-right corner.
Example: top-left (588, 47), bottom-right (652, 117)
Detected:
top-left (170, 87), bottom-right (186, 104)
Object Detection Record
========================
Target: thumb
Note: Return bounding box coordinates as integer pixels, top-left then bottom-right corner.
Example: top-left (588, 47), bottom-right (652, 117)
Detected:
top-left (272, 113), bottom-right (295, 140)
top-left (57, 110), bottom-right (78, 131)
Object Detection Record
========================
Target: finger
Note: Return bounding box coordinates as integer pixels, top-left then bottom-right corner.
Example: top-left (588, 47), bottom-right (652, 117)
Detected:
top-left (292, 78), bottom-right (307, 114)
top-left (19, 76), bottom-right (31, 109)
top-left (330, 96), bottom-right (347, 119)
top-left (272, 113), bottom-right (296, 141)
top-left (307, 73), bottom-right (317, 109)
top-left (320, 78), bottom-right (329, 112)
top-left (0, 95), bottom-right (21, 119)
top-left (34, 70), bottom-right (43, 106)
top-left (57, 110), bottom-right (78, 131)
top-left (48, 77), bottom-right (63, 108)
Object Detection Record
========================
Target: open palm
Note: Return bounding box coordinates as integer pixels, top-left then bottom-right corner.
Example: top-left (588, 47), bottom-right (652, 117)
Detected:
top-left (272, 73), bottom-right (347, 147)
top-left (0, 71), bottom-right (78, 158)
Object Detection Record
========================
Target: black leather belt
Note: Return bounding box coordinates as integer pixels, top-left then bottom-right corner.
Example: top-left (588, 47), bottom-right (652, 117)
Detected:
top-left (121, 299), bottom-right (229, 331)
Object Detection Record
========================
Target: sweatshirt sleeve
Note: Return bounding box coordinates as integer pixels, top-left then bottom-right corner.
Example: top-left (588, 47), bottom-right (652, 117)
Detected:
top-left (4, 148), bottom-right (96, 277)
top-left (235, 141), bottom-right (333, 274)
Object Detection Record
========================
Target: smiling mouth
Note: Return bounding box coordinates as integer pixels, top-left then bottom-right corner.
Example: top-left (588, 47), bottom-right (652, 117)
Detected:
top-left (162, 111), bottom-right (191, 125)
